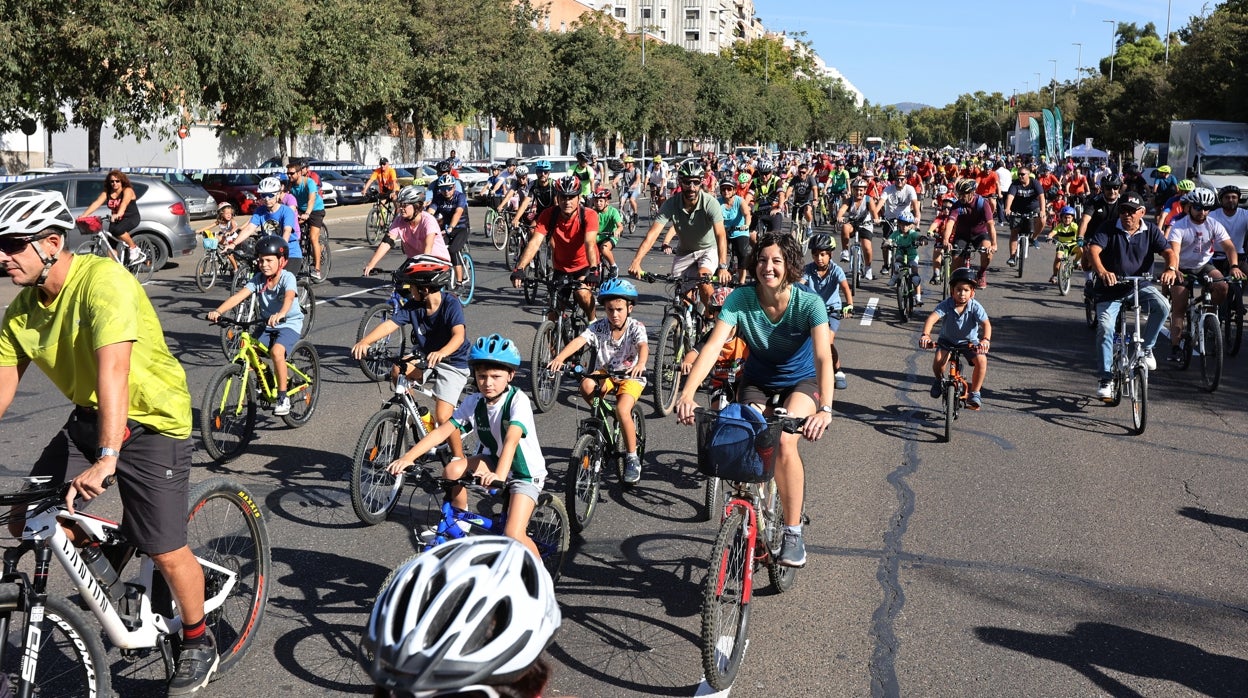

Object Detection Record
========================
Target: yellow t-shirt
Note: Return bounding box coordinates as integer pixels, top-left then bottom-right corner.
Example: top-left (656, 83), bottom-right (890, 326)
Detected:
top-left (1052, 221), bottom-right (1079, 242)
top-left (0, 254), bottom-right (192, 438)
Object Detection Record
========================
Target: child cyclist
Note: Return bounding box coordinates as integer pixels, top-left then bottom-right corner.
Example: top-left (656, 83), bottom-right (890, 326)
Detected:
top-left (799, 233), bottom-right (852, 389)
top-left (926, 195), bottom-right (956, 285)
top-left (200, 201), bottom-right (241, 272)
top-left (1045, 205), bottom-right (1081, 284)
top-left (918, 267), bottom-right (991, 410)
top-left (546, 279), bottom-right (649, 483)
top-left (207, 236), bottom-right (304, 416)
top-left (387, 334), bottom-right (547, 558)
top-left (884, 209), bottom-right (925, 306)
top-left (591, 187), bottom-right (623, 278)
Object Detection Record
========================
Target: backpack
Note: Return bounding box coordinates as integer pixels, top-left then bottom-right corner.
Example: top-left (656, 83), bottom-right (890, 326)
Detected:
top-left (700, 403), bottom-right (775, 483)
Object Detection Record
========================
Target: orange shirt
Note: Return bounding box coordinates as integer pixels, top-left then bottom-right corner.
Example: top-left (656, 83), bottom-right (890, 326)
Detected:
top-left (975, 172), bottom-right (999, 197)
top-left (366, 166), bottom-right (398, 192)
top-left (1066, 174), bottom-right (1089, 195)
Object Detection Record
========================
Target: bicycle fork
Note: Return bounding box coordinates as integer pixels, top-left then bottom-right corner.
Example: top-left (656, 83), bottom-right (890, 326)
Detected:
top-left (715, 501), bottom-right (760, 605)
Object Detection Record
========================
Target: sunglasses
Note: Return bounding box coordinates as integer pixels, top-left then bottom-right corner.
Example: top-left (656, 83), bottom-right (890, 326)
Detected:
top-left (681, 179), bottom-right (702, 186)
top-left (0, 235), bottom-right (34, 255)
top-left (256, 192), bottom-right (277, 200)
top-left (107, 179), bottom-right (121, 184)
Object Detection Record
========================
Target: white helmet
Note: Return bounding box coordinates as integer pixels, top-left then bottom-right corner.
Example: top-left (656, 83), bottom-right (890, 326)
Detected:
top-left (0, 189), bottom-right (75, 237)
top-left (256, 176), bottom-right (283, 195)
top-left (515, 165), bottom-right (529, 177)
top-left (361, 536), bottom-right (560, 693)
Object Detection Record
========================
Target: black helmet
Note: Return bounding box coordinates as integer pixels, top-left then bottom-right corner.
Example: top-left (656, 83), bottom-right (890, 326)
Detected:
top-left (394, 254), bottom-right (452, 289)
top-left (955, 179), bottom-right (977, 195)
top-left (807, 233), bottom-right (835, 252)
top-left (504, 157), bottom-right (518, 167)
top-left (1219, 185), bottom-right (1242, 198)
top-left (949, 267), bottom-right (978, 287)
top-left (379, 157), bottom-right (390, 165)
top-left (1101, 174), bottom-right (1123, 190)
top-left (575, 150), bottom-right (589, 162)
top-left (435, 160), bottom-right (452, 175)
top-left (255, 235), bottom-right (288, 259)
top-left (677, 160), bottom-right (705, 180)
top-left (554, 175), bottom-right (581, 197)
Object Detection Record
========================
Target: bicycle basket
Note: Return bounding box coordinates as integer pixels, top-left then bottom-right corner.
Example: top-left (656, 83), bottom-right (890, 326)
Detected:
top-left (695, 405), bottom-right (781, 483)
top-left (202, 234), bottom-right (219, 251)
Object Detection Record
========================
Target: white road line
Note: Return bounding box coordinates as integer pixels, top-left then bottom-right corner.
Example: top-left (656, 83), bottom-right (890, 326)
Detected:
top-left (337, 245), bottom-right (367, 252)
top-left (315, 287), bottom-right (378, 305)
top-left (860, 297), bottom-right (879, 325)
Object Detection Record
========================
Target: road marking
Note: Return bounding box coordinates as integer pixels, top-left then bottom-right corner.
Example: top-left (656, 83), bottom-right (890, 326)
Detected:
top-left (860, 297), bottom-right (879, 325)
top-left (337, 245), bottom-right (367, 252)
top-left (315, 287), bottom-right (378, 306)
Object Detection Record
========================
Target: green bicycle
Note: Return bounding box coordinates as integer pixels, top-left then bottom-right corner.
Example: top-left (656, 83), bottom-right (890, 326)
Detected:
top-left (364, 194), bottom-right (395, 245)
top-left (564, 367), bottom-right (649, 534)
top-left (200, 316), bottom-right (322, 461)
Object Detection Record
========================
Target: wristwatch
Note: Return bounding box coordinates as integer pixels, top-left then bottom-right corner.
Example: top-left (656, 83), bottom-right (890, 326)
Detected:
top-left (98, 447), bottom-right (120, 460)
top-left (1167, 265), bottom-right (1178, 272)
top-left (818, 405), bottom-right (833, 415)
top-left (718, 263), bottom-right (729, 270)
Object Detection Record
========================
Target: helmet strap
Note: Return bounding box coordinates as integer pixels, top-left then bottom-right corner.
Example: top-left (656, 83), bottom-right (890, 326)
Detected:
top-left (28, 234), bottom-right (59, 288)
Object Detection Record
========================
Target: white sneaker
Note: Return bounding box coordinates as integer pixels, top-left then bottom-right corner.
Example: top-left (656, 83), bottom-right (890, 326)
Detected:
top-left (864, 268), bottom-right (874, 281)
top-left (273, 395), bottom-right (292, 416)
top-left (1096, 380), bottom-right (1114, 401)
top-left (840, 250), bottom-right (850, 263)
top-left (127, 246), bottom-right (148, 265)
top-left (834, 371), bottom-right (847, 390)
top-left (1142, 349), bottom-right (1157, 371)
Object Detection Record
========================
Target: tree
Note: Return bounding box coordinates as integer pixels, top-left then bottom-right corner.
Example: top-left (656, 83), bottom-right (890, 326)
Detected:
top-left (545, 15), bottom-right (637, 154)
top-left (1170, 2), bottom-right (1248, 120)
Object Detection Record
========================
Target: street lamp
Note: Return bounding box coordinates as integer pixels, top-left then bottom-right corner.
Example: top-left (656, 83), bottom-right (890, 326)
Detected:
top-left (638, 27), bottom-right (658, 159)
top-left (1104, 19), bottom-right (1117, 82)
top-left (1072, 42), bottom-right (1082, 88)
top-left (1035, 72), bottom-right (1042, 96)
top-left (1165, 0), bottom-right (1173, 64)
top-left (1048, 59), bottom-right (1057, 106)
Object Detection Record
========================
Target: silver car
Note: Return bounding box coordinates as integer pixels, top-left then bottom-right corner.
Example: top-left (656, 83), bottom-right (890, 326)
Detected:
top-left (4, 173), bottom-right (198, 270)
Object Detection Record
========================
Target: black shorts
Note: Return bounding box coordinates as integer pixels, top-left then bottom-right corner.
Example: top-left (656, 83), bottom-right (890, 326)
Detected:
top-left (447, 226), bottom-right (469, 258)
top-left (729, 236), bottom-right (752, 267)
top-left (111, 214), bottom-right (140, 236)
top-left (754, 209), bottom-right (783, 233)
top-left (736, 376), bottom-right (823, 411)
top-left (847, 222), bottom-right (874, 241)
top-left (32, 411), bottom-right (192, 556)
top-left (285, 257), bottom-right (303, 274)
top-left (304, 209), bottom-right (326, 232)
top-left (952, 231), bottom-right (991, 250)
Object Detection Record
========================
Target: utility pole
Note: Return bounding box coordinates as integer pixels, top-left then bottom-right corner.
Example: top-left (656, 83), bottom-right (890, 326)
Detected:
top-left (1165, 0), bottom-right (1173, 63)
top-left (1104, 19), bottom-right (1117, 82)
top-left (965, 110), bottom-right (971, 150)
top-left (1072, 42), bottom-right (1082, 88)
top-left (1035, 72), bottom-right (1042, 96)
top-left (1049, 59), bottom-right (1057, 106)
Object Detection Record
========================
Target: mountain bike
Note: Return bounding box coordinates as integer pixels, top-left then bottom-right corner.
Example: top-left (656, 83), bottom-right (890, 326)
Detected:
top-left (364, 194), bottom-right (394, 245)
top-left (200, 316), bottom-right (321, 461)
top-left (695, 407), bottom-right (807, 691)
top-left (563, 367), bottom-right (649, 534)
top-left (885, 238), bottom-right (927, 323)
top-left (350, 356), bottom-right (479, 526)
top-left (928, 341), bottom-right (979, 443)
top-left (0, 475), bottom-right (269, 697)
top-left (382, 466), bottom-right (570, 583)
top-left (1040, 237), bottom-right (1081, 296)
top-left (1006, 212), bottom-right (1039, 278)
top-left (218, 281), bottom-right (316, 358)
top-left (485, 208), bottom-right (509, 251)
top-left (788, 201), bottom-right (814, 246)
top-left (841, 222), bottom-right (867, 294)
top-left (73, 216), bottom-right (158, 284)
top-left (298, 220), bottom-right (331, 284)
top-left (1222, 277), bottom-right (1244, 356)
top-left (640, 273), bottom-right (720, 416)
top-left (529, 277), bottom-right (595, 413)
top-left (194, 228), bottom-right (237, 292)
top-left (1101, 276), bottom-right (1151, 435)
top-left (355, 271), bottom-right (409, 382)
top-left (1173, 272), bottom-right (1225, 393)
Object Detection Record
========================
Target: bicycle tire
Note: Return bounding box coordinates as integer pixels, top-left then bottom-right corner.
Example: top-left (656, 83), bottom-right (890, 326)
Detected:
top-left (365, 206), bottom-right (384, 245)
top-left (1057, 257), bottom-right (1073, 296)
top-left (1129, 367), bottom-right (1148, 434)
top-left (942, 381), bottom-right (955, 443)
top-left (489, 212), bottom-right (508, 250)
top-left (702, 476), bottom-right (723, 523)
top-left (311, 228), bottom-right (331, 283)
top-left (129, 237), bottom-right (159, 284)
top-left (75, 239), bottom-right (106, 258)
top-left (281, 340), bottom-right (321, 427)
top-left (895, 277), bottom-right (908, 323)
top-left (850, 250), bottom-right (861, 295)
top-left (528, 493), bottom-right (570, 584)
top-left (448, 252), bottom-right (475, 306)
top-left (628, 403), bottom-right (646, 481)
top-left (1179, 327), bottom-right (1194, 370)
top-left (0, 585), bottom-right (112, 698)
top-left (529, 321), bottom-right (561, 413)
top-left (199, 363), bottom-right (257, 462)
top-left (195, 254), bottom-right (219, 292)
top-left (566, 433), bottom-right (603, 534)
top-left (350, 408), bottom-right (411, 525)
top-left (700, 508), bottom-right (751, 692)
top-left (1199, 313), bottom-right (1223, 393)
top-left (296, 280), bottom-right (316, 338)
top-left (356, 304), bottom-right (403, 382)
top-left (764, 481), bottom-right (796, 593)
top-left (185, 477), bottom-right (271, 677)
top-left (1225, 304), bottom-right (1244, 357)
top-left (1016, 236), bottom-right (1027, 278)
top-left (653, 317), bottom-right (685, 416)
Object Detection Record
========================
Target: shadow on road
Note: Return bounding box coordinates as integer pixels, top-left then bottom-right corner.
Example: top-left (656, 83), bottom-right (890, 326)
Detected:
top-left (1177, 506), bottom-right (1248, 533)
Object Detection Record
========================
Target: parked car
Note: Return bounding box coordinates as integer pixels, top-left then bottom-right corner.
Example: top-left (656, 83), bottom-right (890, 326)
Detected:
top-left (193, 172), bottom-right (263, 215)
top-left (317, 169), bottom-right (369, 205)
top-left (522, 155), bottom-right (578, 179)
top-left (3, 173), bottom-right (197, 270)
top-left (151, 171), bottom-right (216, 220)
top-left (319, 180), bottom-right (338, 207)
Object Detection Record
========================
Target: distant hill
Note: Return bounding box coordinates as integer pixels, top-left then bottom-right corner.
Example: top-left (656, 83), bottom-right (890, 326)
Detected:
top-left (891, 102), bottom-right (933, 114)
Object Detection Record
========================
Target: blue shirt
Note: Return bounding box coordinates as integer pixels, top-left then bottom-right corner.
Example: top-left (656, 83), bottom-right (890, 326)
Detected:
top-left (719, 285), bottom-right (828, 390)
top-left (932, 297), bottom-right (988, 344)
top-left (249, 206), bottom-right (302, 259)
top-left (1086, 219), bottom-right (1171, 301)
top-left (391, 294), bottom-right (469, 368)
top-left (799, 262), bottom-right (847, 313)
top-left (430, 190), bottom-right (470, 231)
top-left (245, 269), bottom-right (304, 333)
top-left (719, 195), bottom-right (749, 236)
top-left (290, 178), bottom-right (324, 212)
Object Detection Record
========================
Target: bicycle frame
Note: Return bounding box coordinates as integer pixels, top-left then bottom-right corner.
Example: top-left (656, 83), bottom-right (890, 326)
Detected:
top-left (221, 327), bottom-right (314, 404)
top-left (714, 493), bottom-right (761, 605)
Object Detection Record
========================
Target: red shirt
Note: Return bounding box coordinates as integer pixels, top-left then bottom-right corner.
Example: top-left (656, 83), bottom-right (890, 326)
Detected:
top-left (918, 161), bottom-right (936, 179)
top-left (1038, 173), bottom-right (1061, 195)
top-left (976, 172), bottom-right (999, 197)
top-left (1066, 174), bottom-right (1089, 195)
top-left (905, 173), bottom-right (924, 195)
top-left (535, 205), bottom-right (599, 273)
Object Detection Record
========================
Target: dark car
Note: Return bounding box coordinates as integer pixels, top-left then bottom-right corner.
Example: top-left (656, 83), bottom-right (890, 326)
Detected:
top-left (3, 173), bottom-right (197, 269)
top-left (316, 169), bottom-right (369, 205)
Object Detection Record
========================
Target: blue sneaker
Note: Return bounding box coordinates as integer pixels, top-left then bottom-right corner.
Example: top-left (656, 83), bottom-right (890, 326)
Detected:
top-left (623, 454), bottom-right (641, 484)
top-left (967, 391), bottom-right (982, 410)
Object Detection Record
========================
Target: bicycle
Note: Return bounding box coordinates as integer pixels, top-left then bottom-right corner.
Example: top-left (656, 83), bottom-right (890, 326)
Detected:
top-left (298, 219), bottom-right (332, 284)
top-left (73, 216), bottom-right (158, 285)
top-left (621, 199), bottom-right (639, 236)
top-left (1006, 212), bottom-right (1039, 278)
top-left (354, 270), bottom-right (409, 382)
top-left (1173, 272), bottom-right (1225, 393)
top-left (1040, 237), bottom-right (1081, 296)
top-left (484, 207), bottom-right (509, 251)
top-left (694, 407), bottom-right (807, 691)
top-left (364, 193), bottom-right (395, 245)
top-left (928, 341), bottom-right (979, 443)
top-left (200, 316), bottom-right (322, 461)
top-left (787, 200), bottom-right (814, 246)
top-left (840, 221), bottom-right (867, 294)
top-left (563, 367), bottom-right (649, 533)
top-left (350, 356), bottom-right (479, 525)
top-left (0, 475), bottom-right (270, 697)
top-left (529, 277), bottom-right (595, 413)
top-left (218, 281), bottom-right (316, 358)
top-left (886, 237), bottom-right (928, 322)
top-left (640, 273), bottom-right (720, 416)
top-left (937, 237), bottom-right (987, 300)
top-left (1221, 277), bottom-right (1244, 357)
top-left (380, 465), bottom-right (570, 584)
top-left (1100, 275), bottom-right (1151, 434)
top-left (193, 229), bottom-right (236, 292)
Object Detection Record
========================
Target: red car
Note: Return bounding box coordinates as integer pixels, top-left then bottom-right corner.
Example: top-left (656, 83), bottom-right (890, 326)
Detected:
top-left (194, 173), bottom-right (263, 214)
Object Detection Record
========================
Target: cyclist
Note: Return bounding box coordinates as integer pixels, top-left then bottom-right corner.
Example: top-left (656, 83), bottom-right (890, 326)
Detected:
top-left (612, 154), bottom-right (642, 223)
top-left (628, 160), bottom-right (732, 311)
top-left (919, 267), bottom-right (991, 410)
top-left (674, 232), bottom-right (835, 568)
top-left (1123, 163), bottom-right (1148, 197)
top-left (429, 174), bottom-right (471, 287)
top-left (510, 175), bottom-right (601, 321)
top-left (1159, 179), bottom-right (1196, 232)
top-left (975, 161), bottom-right (1000, 216)
top-left (513, 160), bottom-right (556, 229)
top-left (884, 210), bottom-right (924, 306)
top-left (1079, 173), bottom-right (1124, 241)
top-left (1211, 185), bottom-right (1248, 271)
top-left (800, 233), bottom-right (852, 390)
top-left (364, 157), bottom-right (399, 203)
top-left (546, 278), bottom-right (648, 483)
top-left (878, 169), bottom-right (921, 277)
top-left (208, 235), bottom-right (304, 416)
top-left (227, 176), bottom-right (304, 273)
top-left (750, 160), bottom-right (786, 234)
top-left (572, 151), bottom-right (596, 201)
top-left (927, 194), bottom-right (957, 285)
top-left (485, 163), bottom-right (509, 210)
top-left (80, 169), bottom-right (146, 264)
top-left (826, 159), bottom-right (850, 213)
top-left (1151, 165), bottom-right (1178, 212)
top-left (1003, 166), bottom-right (1046, 269)
top-left (837, 178), bottom-right (880, 280)
top-left (362, 186), bottom-right (449, 276)
top-left (719, 180), bottom-right (752, 284)
top-left (286, 159), bottom-right (326, 281)
top-left (1044, 205), bottom-right (1081, 284)
top-left (387, 334), bottom-right (547, 559)
top-left (1164, 187), bottom-right (1246, 361)
top-left (646, 155), bottom-right (669, 206)
top-left (943, 179), bottom-right (997, 288)
top-left (200, 201), bottom-right (241, 273)
top-left (590, 187), bottom-right (623, 277)
top-left (0, 189), bottom-right (216, 695)
top-left (1085, 192), bottom-right (1178, 399)
top-left (993, 159), bottom-right (1014, 223)
top-left (1064, 164), bottom-right (1091, 212)
top-left (785, 162), bottom-right (820, 231)
top-left (362, 535), bottom-right (560, 698)
top-left (497, 165), bottom-right (529, 217)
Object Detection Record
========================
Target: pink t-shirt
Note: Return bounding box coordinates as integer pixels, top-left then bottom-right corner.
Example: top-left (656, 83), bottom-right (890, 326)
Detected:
top-left (387, 211), bottom-right (449, 260)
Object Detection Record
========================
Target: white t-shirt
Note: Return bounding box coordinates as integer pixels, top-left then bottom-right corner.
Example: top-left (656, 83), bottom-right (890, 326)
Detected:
top-left (579, 317), bottom-right (648, 384)
top-left (995, 167), bottom-right (1013, 194)
top-left (1168, 215), bottom-right (1231, 270)
top-left (1210, 207), bottom-right (1248, 253)
top-left (647, 164), bottom-right (669, 187)
top-left (880, 184), bottom-right (918, 219)
top-left (451, 387), bottom-right (546, 482)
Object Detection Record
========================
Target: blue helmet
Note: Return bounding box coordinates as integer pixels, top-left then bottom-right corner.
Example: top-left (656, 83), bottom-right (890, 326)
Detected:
top-left (533, 160), bottom-right (552, 173)
top-left (896, 209), bottom-right (915, 224)
top-left (469, 334), bottom-right (521, 369)
top-left (597, 278), bottom-right (638, 304)
top-left (1060, 205), bottom-right (1076, 216)
top-left (433, 174), bottom-right (456, 191)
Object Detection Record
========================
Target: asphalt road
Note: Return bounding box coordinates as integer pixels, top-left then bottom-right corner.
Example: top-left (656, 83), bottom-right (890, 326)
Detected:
top-left (0, 198), bottom-right (1245, 698)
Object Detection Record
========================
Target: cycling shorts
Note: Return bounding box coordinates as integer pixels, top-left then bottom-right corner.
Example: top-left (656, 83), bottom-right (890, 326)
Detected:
top-left (447, 226), bottom-right (469, 258)
top-left (729, 236), bottom-right (752, 268)
top-left (736, 376), bottom-right (822, 411)
top-left (951, 231), bottom-right (991, 249)
top-left (303, 209), bottom-right (326, 232)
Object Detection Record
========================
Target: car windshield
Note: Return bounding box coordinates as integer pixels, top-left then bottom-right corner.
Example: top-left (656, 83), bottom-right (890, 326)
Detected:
top-left (1200, 155), bottom-right (1248, 177)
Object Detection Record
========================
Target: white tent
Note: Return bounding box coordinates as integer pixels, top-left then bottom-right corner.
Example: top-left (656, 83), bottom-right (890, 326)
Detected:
top-left (1065, 144), bottom-right (1109, 159)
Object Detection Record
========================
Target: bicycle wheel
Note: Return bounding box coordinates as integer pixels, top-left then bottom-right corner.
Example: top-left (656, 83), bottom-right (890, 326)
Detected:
top-left (626, 209), bottom-right (637, 236)
top-left (185, 477), bottom-right (272, 677)
top-left (942, 381), bottom-right (955, 443)
top-left (199, 363), bottom-right (257, 462)
top-left (528, 493), bottom-right (570, 584)
top-left (350, 407), bottom-right (411, 525)
top-left (894, 277), bottom-right (908, 322)
top-left (1085, 292), bottom-right (1098, 329)
top-left (311, 227), bottom-right (331, 283)
top-left (488, 212), bottom-right (507, 250)
top-left (1057, 257), bottom-right (1073, 296)
top-left (296, 280), bottom-right (316, 338)
top-left (365, 206), bottom-right (384, 245)
top-left (702, 476), bottom-right (723, 523)
top-left (0, 585), bottom-right (112, 698)
top-left (281, 340), bottom-right (321, 427)
top-left (630, 403), bottom-right (647, 474)
top-left (356, 304), bottom-right (402, 382)
top-left (448, 252), bottom-right (474, 306)
top-left (1129, 367), bottom-right (1148, 434)
top-left (195, 254), bottom-right (220, 292)
top-left (763, 480), bottom-right (796, 593)
top-left (128, 237), bottom-right (159, 284)
top-left (566, 433), bottom-right (604, 534)
top-left (653, 316), bottom-right (685, 416)
top-left (850, 250), bottom-right (861, 294)
top-left (1179, 327), bottom-right (1194, 370)
top-left (1016, 236), bottom-right (1027, 278)
top-left (700, 508), bottom-right (751, 692)
top-left (1225, 304), bottom-right (1244, 357)
top-left (1199, 313), bottom-right (1223, 393)
top-left (529, 320), bottom-right (561, 413)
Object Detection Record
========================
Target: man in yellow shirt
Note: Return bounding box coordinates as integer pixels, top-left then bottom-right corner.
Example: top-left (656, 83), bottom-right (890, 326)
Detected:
top-left (365, 157), bottom-right (399, 202)
top-left (0, 190), bottom-right (216, 695)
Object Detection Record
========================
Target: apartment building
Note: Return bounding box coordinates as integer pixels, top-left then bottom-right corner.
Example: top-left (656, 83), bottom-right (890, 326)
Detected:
top-left (584, 0), bottom-right (763, 53)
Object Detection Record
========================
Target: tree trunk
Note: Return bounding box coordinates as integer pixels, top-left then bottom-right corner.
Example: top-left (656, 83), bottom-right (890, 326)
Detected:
top-left (87, 119), bottom-right (102, 170)
top-left (277, 127), bottom-right (289, 163)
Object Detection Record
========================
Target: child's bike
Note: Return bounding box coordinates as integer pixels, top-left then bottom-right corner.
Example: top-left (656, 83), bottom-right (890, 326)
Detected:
top-left (200, 317), bottom-right (321, 461)
top-left (223, 257), bottom-right (316, 355)
top-left (0, 475), bottom-right (270, 697)
top-left (194, 229), bottom-right (236, 292)
top-left (929, 341), bottom-right (980, 443)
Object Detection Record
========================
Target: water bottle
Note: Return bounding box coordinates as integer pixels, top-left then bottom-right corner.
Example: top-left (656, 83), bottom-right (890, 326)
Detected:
top-left (80, 544), bottom-right (120, 594)
top-left (418, 405), bottom-right (434, 435)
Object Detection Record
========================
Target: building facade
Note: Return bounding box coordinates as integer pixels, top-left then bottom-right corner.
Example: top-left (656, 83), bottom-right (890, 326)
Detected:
top-left (584, 0), bottom-right (760, 53)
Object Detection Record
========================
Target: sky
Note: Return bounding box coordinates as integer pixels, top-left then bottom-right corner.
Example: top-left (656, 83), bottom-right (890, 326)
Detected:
top-left (751, 0), bottom-right (1214, 108)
